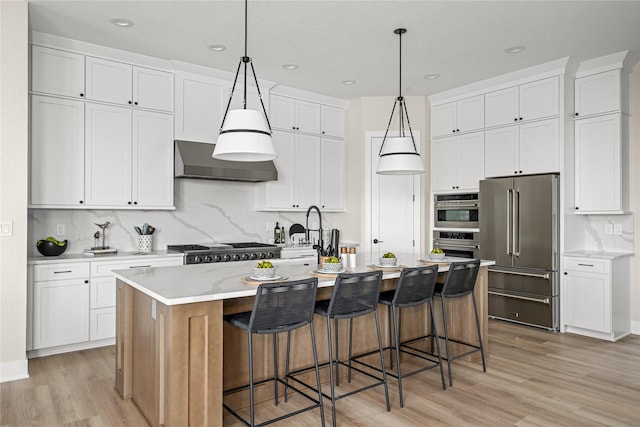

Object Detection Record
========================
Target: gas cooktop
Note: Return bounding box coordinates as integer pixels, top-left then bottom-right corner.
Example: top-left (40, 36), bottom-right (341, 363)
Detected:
top-left (168, 242), bottom-right (281, 264)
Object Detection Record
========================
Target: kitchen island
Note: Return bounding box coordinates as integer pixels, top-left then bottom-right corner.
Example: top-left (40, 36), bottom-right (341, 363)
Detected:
top-left (113, 254), bottom-right (494, 427)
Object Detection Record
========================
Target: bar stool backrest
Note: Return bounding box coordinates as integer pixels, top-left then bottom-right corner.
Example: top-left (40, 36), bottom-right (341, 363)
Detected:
top-left (328, 270), bottom-right (383, 319)
top-left (440, 260), bottom-right (481, 298)
top-left (249, 278), bottom-right (319, 334)
top-left (393, 265), bottom-right (439, 307)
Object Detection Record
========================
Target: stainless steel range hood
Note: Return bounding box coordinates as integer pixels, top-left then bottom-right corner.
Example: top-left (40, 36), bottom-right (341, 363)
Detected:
top-left (174, 140), bottom-right (278, 182)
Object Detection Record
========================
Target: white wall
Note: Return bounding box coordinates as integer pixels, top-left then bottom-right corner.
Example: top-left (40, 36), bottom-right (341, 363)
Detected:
top-left (0, 0), bottom-right (29, 382)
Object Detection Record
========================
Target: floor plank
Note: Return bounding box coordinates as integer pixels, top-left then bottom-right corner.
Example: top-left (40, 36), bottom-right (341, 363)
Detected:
top-left (2, 320), bottom-right (639, 426)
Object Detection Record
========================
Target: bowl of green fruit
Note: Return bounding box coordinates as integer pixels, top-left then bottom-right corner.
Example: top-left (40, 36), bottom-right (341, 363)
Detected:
top-left (37, 237), bottom-right (68, 256)
top-left (253, 261), bottom-right (276, 278)
top-left (430, 248), bottom-right (445, 261)
top-left (321, 256), bottom-right (343, 272)
top-left (379, 252), bottom-right (397, 266)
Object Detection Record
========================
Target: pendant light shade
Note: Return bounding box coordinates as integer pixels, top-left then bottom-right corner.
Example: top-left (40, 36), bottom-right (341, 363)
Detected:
top-left (376, 28), bottom-right (425, 175)
top-left (212, 0), bottom-right (276, 162)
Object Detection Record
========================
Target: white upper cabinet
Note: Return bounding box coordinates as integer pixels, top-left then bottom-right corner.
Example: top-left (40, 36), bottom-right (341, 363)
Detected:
top-left (174, 72), bottom-right (226, 143)
top-left (85, 57), bottom-right (173, 112)
top-left (320, 105), bottom-right (345, 138)
top-left (485, 76), bottom-right (559, 127)
top-left (31, 45), bottom-right (85, 99)
top-left (270, 95), bottom-right (321, 134)
top-left (320, 137), bottom-right (346, 210)
top-left (431, 132), bottom-right (484, 192)
top-left (30, 95), bottom-right (85, 206)
top-left (431, 95), bottom-right (484, 138)
top-left (484, 118), bottom-right (559, 178)
top-left (575, 70), bottom-right (622, 117)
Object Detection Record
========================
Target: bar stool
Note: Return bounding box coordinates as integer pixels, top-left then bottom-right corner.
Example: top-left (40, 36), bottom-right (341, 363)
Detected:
top-left (433, 259), bottom-right (486, 386)
top-left (293, 270), bottom-right (390, 427)
top-left (223, 278), bottom-right (325, 427)
top-left (355, 265), bottom-right (446, 407)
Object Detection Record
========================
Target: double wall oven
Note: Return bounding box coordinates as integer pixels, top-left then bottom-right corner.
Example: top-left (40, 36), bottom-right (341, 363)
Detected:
top-left (433, 192), bottom-right (480, 260)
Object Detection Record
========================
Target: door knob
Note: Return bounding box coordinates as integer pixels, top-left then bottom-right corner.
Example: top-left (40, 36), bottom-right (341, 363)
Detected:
top-left (373, 239), bottom-right (384, 244)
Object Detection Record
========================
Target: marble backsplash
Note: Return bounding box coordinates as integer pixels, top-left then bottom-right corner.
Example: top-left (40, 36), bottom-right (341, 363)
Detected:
top-left (28, 179), bottom-right (344, 256)
top-left (582, 214), bottom-right (634, 253)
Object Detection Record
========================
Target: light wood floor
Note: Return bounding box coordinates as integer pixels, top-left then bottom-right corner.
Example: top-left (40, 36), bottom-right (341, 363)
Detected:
top-left (2, 320), bottom-right (639, 426)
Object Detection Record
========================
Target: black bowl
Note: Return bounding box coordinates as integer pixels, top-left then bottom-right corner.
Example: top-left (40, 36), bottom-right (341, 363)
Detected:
top-left (37, 240), bottom-right (68, 256)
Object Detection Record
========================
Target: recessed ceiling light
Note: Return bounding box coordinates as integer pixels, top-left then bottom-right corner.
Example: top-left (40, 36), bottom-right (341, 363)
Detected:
top-left (424, 73), bottom-right (440, 80)
top-left (110, 18), bottom-right (133, 28)
top-left (341, 80), bottom-right (356, 86)
top-left (282, 64), bottom-right (298, 70)
top-left (505, 45), bottom-right (525, 54)
top-left (208, 44), bottom-right (226, 52)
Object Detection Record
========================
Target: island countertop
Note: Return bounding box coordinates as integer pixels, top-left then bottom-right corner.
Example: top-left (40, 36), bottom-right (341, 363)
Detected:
top-left (113, 253), bottom-right (495, 306)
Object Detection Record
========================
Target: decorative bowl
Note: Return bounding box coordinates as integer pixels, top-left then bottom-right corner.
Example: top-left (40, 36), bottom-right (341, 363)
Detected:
top-left (37, 239), bottom-right (68, 256)
top-left (379, 257), bottom-right (398, 266)
top-left (429, 252), bottom-right (445, 261)
top-left (253, 266), bottom-right (276, 278)
top-left (321, 261), bottom-right (343, 272)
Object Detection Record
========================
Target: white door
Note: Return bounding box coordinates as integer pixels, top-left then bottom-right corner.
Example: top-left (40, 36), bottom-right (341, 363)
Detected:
top-left (367, 133), bottom-right (421, 259)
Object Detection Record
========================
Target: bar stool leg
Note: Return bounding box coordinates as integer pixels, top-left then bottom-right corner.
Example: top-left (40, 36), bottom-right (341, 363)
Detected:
top-left (273, 333), bottom-right (279, 406)
top-left (440, 297), bottom-right (453, 387)
top-left (248, 333), bottom-right (256, 426)
top-left (387, 305), bottom-right (394, 370)
top-left (391, 305), bottom-right (404, 407)
top-left (472, 294), bottom-right (487, 372)
top-left (285, 330), bottom-right (291, 402)
top-left (309, 322), bottom-right (326, 427)
top-left (374, 309), bottom-right (391, 411)
top-left (347, 318), bottom-right (353, 383)
top-left (334, 318), bottom-right (340, 387)
top-left (326, 316), bottom-right (337, 427)
top-left (429, 300), bottom-right (446, 390)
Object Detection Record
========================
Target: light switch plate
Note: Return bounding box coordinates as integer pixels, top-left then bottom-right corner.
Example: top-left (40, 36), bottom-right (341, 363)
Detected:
top-left (0, 221), bottom-right (12, 237)
top-left (614, 224), bottom-right (622, 235)
top-left (605, 224), bottom-right (613, 235)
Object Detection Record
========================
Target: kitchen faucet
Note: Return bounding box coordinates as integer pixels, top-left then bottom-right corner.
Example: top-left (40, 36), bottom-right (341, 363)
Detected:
top-left (305, 205), bottom-right (324, 261)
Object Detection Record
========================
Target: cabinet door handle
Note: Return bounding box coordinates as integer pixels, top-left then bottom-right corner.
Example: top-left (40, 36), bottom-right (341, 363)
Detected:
top-left (84, 280), bottom-right (89, 284)
top-left (80, 93), bottom-right (84, 97)
top-left (577, 263), bottom-right (594, 267)
top-left (53, 270), bottom-right (72, 274)
top-left (129, 265), bottom-right (152, 268)
top-left (575, 112), bottom-right (579, 117)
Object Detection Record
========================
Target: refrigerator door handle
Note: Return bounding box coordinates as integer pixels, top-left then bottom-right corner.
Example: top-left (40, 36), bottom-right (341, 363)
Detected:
top-left (506, 189), bottom-right (512, 255)
top-left (488, 268), bottom-right (550, 280)
top-left (514, 189), bottom-right (521, 257)
top-left (488, 290), bottom-right (551, 305)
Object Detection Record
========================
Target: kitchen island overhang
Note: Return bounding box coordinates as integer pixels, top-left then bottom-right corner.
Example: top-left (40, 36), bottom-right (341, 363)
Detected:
top-left (114, 255), bottom-right (495, 427)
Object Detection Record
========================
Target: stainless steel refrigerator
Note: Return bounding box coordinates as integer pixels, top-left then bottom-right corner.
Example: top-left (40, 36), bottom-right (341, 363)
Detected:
top-left (479, 174), bottom-right (559, 330)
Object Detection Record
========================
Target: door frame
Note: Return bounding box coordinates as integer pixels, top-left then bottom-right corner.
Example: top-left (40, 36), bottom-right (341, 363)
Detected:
top-left (364, 130), bottom-right (423, 255)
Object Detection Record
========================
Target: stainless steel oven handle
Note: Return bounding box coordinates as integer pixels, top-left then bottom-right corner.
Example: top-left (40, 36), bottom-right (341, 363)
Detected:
top-left (435, 202), bottom-right (479, 209)
top-left (489, 290), bottom-right (550, 305)
top-left (436, 243), bottom-right (479, 250)
top-left (489, 268), bottom-right (550, 280)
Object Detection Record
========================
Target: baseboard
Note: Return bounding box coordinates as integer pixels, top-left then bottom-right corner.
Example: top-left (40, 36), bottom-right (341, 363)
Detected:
top-left (631, 320), bottom-right (640, 335)
top-left (0, 358), bottom-right (29, 383)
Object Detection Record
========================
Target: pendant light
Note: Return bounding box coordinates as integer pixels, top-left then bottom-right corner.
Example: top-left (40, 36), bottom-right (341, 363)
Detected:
top-left (376, 28), bottom-right (425, 175)
top-left (212, 0), bottom-right (276, 162)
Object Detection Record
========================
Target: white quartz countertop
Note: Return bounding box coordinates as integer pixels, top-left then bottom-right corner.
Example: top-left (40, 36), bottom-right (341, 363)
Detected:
top-left (563, 250), bottom-right (634, 260)
top-left (113, 253), bottom-right (495, 306)
top-left (28, 250), bottom-right (183, 265)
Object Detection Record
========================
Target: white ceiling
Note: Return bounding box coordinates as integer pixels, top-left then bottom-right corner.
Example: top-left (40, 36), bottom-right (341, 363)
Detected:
top-left (28, 0), bottom-right (640, 100)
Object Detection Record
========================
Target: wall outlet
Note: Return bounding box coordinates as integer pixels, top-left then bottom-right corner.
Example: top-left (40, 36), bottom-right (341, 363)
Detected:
top-left (56, 223), bottom-right (66, 236)
top-left (614, 224), bottom-right (623, 235)
top-left (604, 224), bottom-right (613, 235)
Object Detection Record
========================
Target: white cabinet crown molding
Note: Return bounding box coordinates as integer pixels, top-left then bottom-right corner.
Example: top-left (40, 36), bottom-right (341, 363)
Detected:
top-left (575, 50), bottom-right (638, 78)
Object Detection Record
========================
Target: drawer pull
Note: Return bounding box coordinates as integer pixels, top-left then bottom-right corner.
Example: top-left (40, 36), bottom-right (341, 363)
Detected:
top-left (577, 263), bottom-right (594, 267)
top-left (489, 268), bottom-right (550, 280)
top-left (129, 265), bottom-right (151, 268)
top-left (489, 290), bottom-right (550, 305)
top-left (53, 270), bottom-right (72, 274)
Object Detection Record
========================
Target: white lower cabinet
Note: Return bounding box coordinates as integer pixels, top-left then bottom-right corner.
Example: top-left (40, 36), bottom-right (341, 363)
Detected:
top-left (28, 256), bottom-right (182, 356)
top-left (562, 255), bottom-right (631, 341)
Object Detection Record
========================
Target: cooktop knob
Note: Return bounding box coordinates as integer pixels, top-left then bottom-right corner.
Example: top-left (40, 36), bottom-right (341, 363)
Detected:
top-left (232, 254), bottom-right (241, 261)
top-left (223, 254), bottom-right (231, 262)
top-left (204, 255), bottom-right (213, 263)
top-left (250, 253), bottom-right (258, 260)
top-left (259, 252), bottom-right (267, 259)
top-left (242, 253), bottom-right (250, 260)
top-left (214, 255), bottom-right (222, 262)
top-left (267, 252), bottom-right (275, 259)
top-left (193, 256), bottom-right (203, 264)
